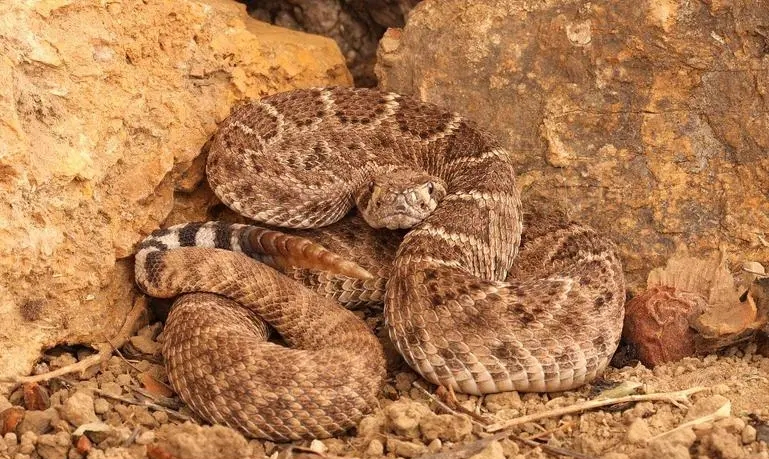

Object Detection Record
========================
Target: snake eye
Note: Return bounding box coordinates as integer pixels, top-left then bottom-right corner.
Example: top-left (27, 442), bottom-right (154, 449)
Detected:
top-left (368, 181), bottom-right (375, 192)
top-left (427, 182), bottom-right (434, 194)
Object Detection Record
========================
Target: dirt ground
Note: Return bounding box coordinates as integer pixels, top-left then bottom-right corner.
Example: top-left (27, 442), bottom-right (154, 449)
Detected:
top-left (1, 313), bottom-right (768, 459)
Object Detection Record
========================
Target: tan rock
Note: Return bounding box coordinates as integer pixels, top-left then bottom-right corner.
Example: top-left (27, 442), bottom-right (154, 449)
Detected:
top-left (385, 398), bottom-right (432, 439)
top-left (469, 440), bottom-right (504, 459)
top-left (376, 0), bottom-right (769, 291)
top-left (484, 391), bottom-right (522, 412)
top-left (386, 437), bottom-right (427, 458)
top-left (59, 392), bottom-right (98, 427)
top-left (0, 0), bottom-right (350, 387)
top-left (419, 413), bottom-right (473, 442)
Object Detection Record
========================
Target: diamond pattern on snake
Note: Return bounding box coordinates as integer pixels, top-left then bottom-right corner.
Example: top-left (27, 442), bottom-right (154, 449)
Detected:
top-left (134, 87), bottom-right (626, 441)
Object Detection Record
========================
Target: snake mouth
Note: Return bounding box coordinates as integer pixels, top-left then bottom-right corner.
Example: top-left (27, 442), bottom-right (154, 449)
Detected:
top-left (382, 213), bottom-right (423, 230)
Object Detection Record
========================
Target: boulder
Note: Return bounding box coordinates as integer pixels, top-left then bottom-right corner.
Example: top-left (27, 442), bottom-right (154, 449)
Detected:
top-left (376, 0), bottom-right (769, 290)
top-left (0, 0), bottom-right (351, 387)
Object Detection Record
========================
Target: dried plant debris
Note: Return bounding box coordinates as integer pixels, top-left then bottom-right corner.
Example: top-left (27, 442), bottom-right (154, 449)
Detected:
top-left (1, 317), bottom-right (769, 458)
top-left (624, 249), bottom-right (769, 367)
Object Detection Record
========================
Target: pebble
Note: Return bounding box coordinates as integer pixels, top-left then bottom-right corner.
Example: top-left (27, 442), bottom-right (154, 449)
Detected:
top-left (151, 410), bottom-right (169, 425)
top-left (469, 440), bottom-right (504, 459)
top-left (742, 425), bottom-right (757, 444)
top-left (59, 392), bottom-right (99, 427)
top-left (4, 432), bottom-right (18, 446)
top-left (364, 439), bottom-right (384, 457)
top-left (703, 426), bottom-right (745, 459)
top-left (394, 372), bottom-right (417, 392)
top-left (115, 374), bottom-right (132, 387)
top-left (17, 408), bottom-right (58, 435)
top-left (128, 335), bottom-right (162, 356)
top-left (499, 438), bottom-right (519, 456)
top-left (427, 438), bottom-right (442, 452)
top-left (36, 431), bottom-right (70, 459)
top-left (0, 396), bottom-right (12, 413)
top-left (98, 382), bottom-right (122, 398)
top-left (358, 414), bottom-right (384, 439)
top-left (385, 398), bottom-right (431, 439)
top-left (386, 438), bottom-right (427, 458)
top-left (419, 413), bottom-right (472, 442)
top-left (93, 398), bottom-right (110, 415)
top-left (18, 431), bottom-right (36, 455)
top-left (309, 439), bottom-right (327, 454)
top-left (484, 391), bottom-right (522, 412)
top-left (135, 431), bottom-right (155, 445)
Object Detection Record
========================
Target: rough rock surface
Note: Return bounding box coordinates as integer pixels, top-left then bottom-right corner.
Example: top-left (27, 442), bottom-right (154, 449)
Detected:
top-left (376, 0), bottom-right (769, 290)
top-left (0, 0), bottom-right (351, 386)
top-left (246, 0), bottom-right (420, 86)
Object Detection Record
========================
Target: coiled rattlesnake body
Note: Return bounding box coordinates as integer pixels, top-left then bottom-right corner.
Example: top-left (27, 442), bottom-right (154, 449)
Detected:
top-left (135, 87), bottom-right (626, 441)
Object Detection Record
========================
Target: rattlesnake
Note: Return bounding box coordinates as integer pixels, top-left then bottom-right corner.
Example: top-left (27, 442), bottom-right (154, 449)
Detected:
top-left (134, 87), bottom-right (626, 441)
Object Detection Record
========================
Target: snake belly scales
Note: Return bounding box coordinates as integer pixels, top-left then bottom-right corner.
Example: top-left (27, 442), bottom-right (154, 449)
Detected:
top-left (134, 87), bottom-right (626, 441)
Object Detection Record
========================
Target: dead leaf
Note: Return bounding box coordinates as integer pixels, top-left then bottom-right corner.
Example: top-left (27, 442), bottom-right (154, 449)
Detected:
top-left (139, 372), bottom-right (174, 398)
top-left (0, 407), bottom-right (24, 435)
top-left (22, 382), bottom-right (49, 410)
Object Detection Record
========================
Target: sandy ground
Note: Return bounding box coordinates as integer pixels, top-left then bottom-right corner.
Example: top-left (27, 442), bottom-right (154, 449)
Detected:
top-left (1, 314), bottom-right (768, 459)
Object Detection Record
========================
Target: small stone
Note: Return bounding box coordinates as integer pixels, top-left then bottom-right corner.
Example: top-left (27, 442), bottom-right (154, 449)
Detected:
top-left (419, 413), bottom-right (473, 442)
top-left (0, 396), bottom-right (11, 413)
top-left (716, 416), bottom-right (746, 434)
top-left (4, 432), bottom-right (18, 446)
top-left (48, 353), bottom-right (77, 370)
top-left (151, 411), bottom-right (169, 425)
top-left (37, 431), bottom-right (71, 459)
top-left (469, 440), bottom-right (504, 459)
top-left (386, 438), bottom-right (427, 458)
top-left (137, 323), bottom-right (162, 339)
top-left (385, 399), bottom-right (432, 439)
top-left (364, 439), bottom-right (384, 457)
top-left (427, 438), bottom-right (442, 452)
top-left (484, 392), bottom-right (522, 412)
top-left (115, 374), bottom-right (132, 387)
top-left (394, 372), bottom-right (417, 392)
top-left (93, 398), bottom-right (110, 415)
top-left (18, 431), bottom-right (36, 454)
top-left (499, 438), bottom-right (519, 456)
top-left (626, 418), bottom-right (652, 444)
top-left (59, 392), bottom-right (98, 427)
top-left (127, 429), bottom-right (152, 446)
top-left (702, 426), bottom-right (745, 459)
top-left (114, 405), bottom-right (156, 427)
top-left (128, 335), bottom-right (161, 356)
top-left (742, 425), bottom-right (757, 444)
top-left (17, 408), bottom-right (58, 435)
top-left (1, 407), bottom-right (25, 435)
top-left (98, 382), bottom-right (122, 398)
top-left (309, 439), bottom-right (327, 454)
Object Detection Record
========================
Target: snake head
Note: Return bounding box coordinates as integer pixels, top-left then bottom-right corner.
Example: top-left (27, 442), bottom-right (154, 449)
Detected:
top-left (355, 169), bottom-right (446, 230)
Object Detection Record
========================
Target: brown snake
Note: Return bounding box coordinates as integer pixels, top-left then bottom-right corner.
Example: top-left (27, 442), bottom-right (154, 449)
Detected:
top-left (134, 87), bottom-right (626, 441)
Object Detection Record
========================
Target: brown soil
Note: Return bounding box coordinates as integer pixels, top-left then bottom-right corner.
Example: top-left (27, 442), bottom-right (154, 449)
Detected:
top-left (1, 318), bottom-right (768, 459)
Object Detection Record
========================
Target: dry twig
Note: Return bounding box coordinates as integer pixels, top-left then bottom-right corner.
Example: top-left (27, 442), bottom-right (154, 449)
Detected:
top-left (486, 386), bottom-right (708, 432)
top-left (411, 382), bottom-right (488, 428)
top-left (91, 387), bottom-right (193, 422)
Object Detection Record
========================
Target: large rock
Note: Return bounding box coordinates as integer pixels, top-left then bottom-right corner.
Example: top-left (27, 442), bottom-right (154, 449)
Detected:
top-left (376, 0), bottom-right (769, 289)
top-left (0, 0), bottom-right (351, 385)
